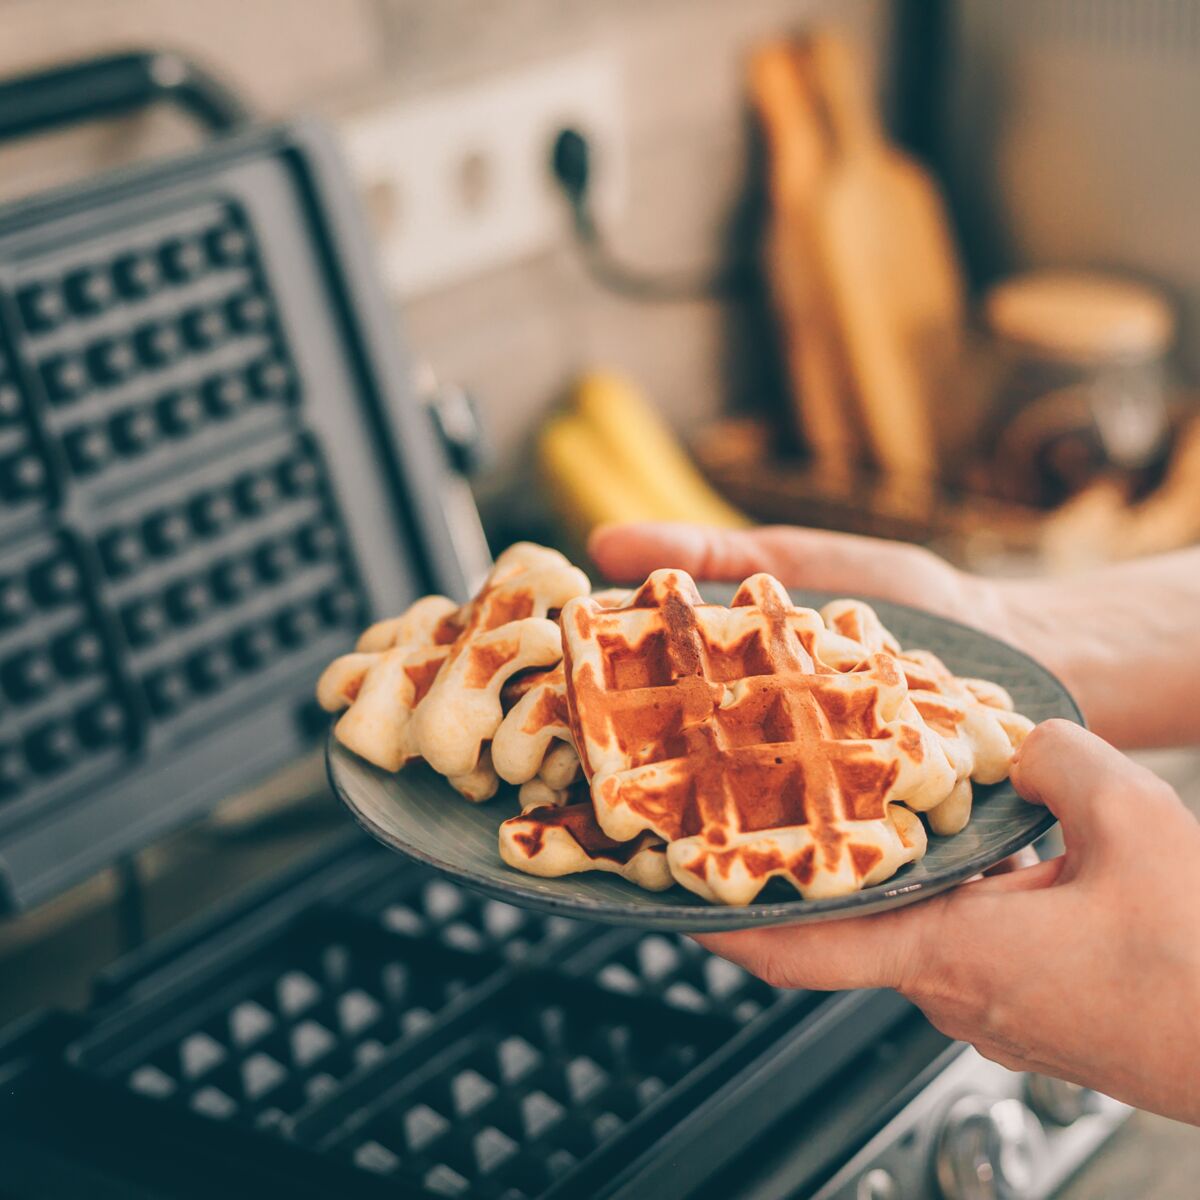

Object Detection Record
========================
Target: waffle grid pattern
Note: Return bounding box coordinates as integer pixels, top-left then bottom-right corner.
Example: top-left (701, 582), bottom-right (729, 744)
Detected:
top-left (326, 977), bottom-right (720, 1200)
top-left (0, 196), bottom-right (368, 842)
top-left (0, 532), bottom-right (132, 815)
top-left (85, 914), bottom-right (493, 1132)
top-left (71, 867), bottom-right (788, 1200)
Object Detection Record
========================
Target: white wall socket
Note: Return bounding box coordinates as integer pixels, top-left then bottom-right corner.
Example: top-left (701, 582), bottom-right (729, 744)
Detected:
top-left (340, 50), bottom-right (625, 298)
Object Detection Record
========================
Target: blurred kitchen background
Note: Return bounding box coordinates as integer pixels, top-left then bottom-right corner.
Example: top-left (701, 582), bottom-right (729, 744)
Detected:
top-left (1, 2), bottom-right (1199, 1197)
top-left (4, 0), bottom-right (1197, 562)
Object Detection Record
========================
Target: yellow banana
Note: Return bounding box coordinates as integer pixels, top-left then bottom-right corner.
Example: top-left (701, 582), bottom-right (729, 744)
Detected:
top-left (538, 413), bottom-right (673, 538)
top-left (572, 371), bottom-right (749, 528)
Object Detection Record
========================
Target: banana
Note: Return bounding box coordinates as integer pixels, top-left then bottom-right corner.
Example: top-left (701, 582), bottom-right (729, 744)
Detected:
top-left (538, 413), bottom-right (672, 537)
top-left (572, 371), bottom-right (749, 528)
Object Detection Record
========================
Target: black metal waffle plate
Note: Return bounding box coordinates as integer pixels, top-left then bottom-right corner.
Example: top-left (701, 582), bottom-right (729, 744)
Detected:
top-left (0, 1014), bottom-right (364, 1199)
top-left (61, 842), bottom-right (915, 1200)
top-left (0, 120), bottom-right (467, 910)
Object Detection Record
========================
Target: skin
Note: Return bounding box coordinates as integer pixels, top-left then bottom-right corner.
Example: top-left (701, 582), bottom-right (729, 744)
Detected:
top-left (588, 521), bottom-right (1200, 1124)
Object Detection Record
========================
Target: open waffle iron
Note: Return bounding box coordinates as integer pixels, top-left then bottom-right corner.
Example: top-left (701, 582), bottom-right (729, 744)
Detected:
top-left (4, 830), bottom-right (935, 1200)
top-left (0, 52), bottom-right (1129, 1200)
top-left (0, 51), bottom-right (469, 912)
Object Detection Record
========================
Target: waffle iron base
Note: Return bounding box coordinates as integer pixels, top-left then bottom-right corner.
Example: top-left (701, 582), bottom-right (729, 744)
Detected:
top-left (3, 833), bottom-right (935, 1200)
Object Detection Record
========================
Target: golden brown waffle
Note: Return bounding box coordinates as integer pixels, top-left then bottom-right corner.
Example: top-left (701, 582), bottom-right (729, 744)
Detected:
top-left (499, 799), bottom-right (672, 890)
top-left (492, 663), bottom-right (574, 788)
top-left (822, 600), bottom-right (1033, 834)
top-left (316, 543), bottom-right (588, 799)
top-left (321, 547), bottom-right (1031, 904)
top-left (494, 664), bottom-right (584, 810)
top-left (560, 570), bottom-right (960, 904)
top-left (316, 596), bottom-right (465, 783)
top-left (491, 590), bottom-right (632, 805)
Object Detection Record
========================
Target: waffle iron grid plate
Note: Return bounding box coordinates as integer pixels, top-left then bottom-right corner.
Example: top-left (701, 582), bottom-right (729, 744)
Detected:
top-left (62, 844), bottom-right (914, 1200)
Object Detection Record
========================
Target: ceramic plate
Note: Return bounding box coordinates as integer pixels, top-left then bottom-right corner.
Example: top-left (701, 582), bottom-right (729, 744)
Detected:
top-left (327, 589), bottom-right (1078, 932)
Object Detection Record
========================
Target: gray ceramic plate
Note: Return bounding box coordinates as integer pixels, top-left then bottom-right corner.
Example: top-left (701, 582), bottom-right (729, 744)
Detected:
top-left (327, 590), bottom-right (1079, 932)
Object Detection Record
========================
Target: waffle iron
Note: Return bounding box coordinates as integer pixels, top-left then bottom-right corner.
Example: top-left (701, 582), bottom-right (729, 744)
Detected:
top-left (3, 828), bottom-right (928, 1200)
top-left (0, 51), bottom-right (470, 911)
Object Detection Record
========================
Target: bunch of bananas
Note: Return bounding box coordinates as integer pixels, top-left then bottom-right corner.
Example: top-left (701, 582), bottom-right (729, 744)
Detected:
top-left (538, 371), bottom-right (749, 539)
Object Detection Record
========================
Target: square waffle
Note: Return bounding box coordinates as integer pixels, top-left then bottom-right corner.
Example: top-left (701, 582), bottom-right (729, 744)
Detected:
top-left (491, 590), bottom-right (631, 811)
top-left (320, 544), bottom-right (1033, 906)
top-left (559, 570), bottom-right (961, 905)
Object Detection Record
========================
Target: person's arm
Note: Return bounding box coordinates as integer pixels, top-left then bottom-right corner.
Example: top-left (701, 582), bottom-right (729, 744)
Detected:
top-left (998, 551), bottom-right (1200, 748)
top-left (589, 522), bottom-right (1200, 749)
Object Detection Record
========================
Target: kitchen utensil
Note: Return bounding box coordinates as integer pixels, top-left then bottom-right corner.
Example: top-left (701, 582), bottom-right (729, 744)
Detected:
top-left (749, 41), bottom-right (859, 482)
top-left (53, 830), bottom-right (914, 1200)
top-left (806, 33), bottom-right (965, 484)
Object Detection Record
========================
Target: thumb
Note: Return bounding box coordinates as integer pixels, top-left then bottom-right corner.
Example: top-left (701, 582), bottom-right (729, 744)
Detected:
top-left (1011, 719), bottom-right (1171, 853)
top-left (693, 898), bottom-right (935, 992)
top-left (588, 522), bottom-right (776, 583)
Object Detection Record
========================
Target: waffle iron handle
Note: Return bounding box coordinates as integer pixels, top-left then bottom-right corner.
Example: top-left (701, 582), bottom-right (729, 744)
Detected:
top-left (0, 49), bottom-right (250, 143)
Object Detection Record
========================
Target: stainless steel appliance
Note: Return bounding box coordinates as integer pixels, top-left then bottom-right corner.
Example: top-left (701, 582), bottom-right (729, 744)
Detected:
top-left (811, 1049), bottom-right (1129, 1200)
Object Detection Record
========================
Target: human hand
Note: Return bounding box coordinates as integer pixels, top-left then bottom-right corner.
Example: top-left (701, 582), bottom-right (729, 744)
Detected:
top-left (691, 720), bottom-right (1200, 1124)
top-left (589, 521), bottom-right (1015, 645)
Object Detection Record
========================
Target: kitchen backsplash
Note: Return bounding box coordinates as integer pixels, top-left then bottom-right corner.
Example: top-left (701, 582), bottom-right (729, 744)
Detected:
top-left (0, 0), bottom-right (886, 529)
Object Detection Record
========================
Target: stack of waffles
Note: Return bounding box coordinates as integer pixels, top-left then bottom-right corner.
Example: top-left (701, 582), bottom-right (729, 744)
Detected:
top-left (317, 544), bottom-right (590, 803)
top-left (319, 546), bottom-right (1033, 906)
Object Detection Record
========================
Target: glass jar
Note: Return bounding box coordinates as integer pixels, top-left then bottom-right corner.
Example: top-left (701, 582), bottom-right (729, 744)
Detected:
top-left (981, 270), bottom-right (1174, 508)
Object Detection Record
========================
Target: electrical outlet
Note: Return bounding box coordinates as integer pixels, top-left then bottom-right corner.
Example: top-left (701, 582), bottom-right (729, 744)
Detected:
top-left (340, 51), bottom-right (625, 298)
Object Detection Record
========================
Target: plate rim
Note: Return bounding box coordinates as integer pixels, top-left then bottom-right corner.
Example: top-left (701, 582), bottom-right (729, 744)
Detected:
top-left (325, 589), bottom-right (1082, 931)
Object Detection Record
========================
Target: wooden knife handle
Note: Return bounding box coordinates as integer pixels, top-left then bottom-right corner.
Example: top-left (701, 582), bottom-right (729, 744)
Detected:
top-left (806, 32), bottom-right (881, 157)
top-left (748, 40), bottom-right (860, 481)
top-left (748, 43), bottom-right (827, 203)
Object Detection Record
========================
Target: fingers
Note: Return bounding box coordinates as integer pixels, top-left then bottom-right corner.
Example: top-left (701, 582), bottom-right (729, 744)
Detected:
top-left (1012, 720), bottom-right (1174, 852)
top-left (960, 855), bottom-right (1066, 894)
top-left (589, 523), bottom-right (776, 583)
top-left (693, 899), bottom-right (940, 992)
top-left (589, 522), bottom-right (946, 598)
top-left (749, 526), bottom-right (947, 599)
top-left (693, 854), bottom-right (1070, 994)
